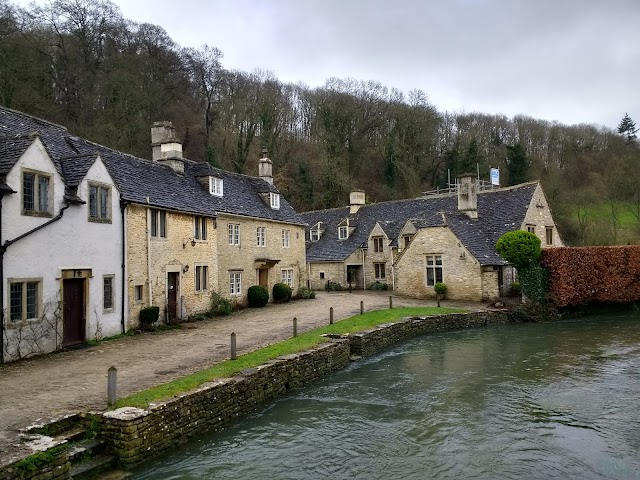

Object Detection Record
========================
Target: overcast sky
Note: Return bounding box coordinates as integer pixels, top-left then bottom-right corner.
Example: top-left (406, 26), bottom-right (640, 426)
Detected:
top-left (14, 0), bottom-right (640, 128)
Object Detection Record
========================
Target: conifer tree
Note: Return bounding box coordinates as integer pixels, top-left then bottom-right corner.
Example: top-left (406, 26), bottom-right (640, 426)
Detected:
top-left (617, 113), bottom-right (638, 142)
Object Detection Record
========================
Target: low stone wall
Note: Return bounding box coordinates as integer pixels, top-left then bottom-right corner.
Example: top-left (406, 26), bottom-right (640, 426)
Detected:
top-left (0, 446), bottom-right (70, 480)
top-left (349, 311), bottom-right (510, 357)
top-left (101, 339), bottom-right (351, 465)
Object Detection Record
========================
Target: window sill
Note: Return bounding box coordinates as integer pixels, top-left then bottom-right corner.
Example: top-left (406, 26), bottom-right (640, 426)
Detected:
top-left (103, 308), bottom-right (115, 314)
top-left (5, 318), bottom-right (40, 328)
top-left (195, 290), bottom-right (209, 295)
top-left (89, 217), bottom-right (112, 224)
top-left (22, 210), bottom-right (53, 218)
top-left (151, 237), bottom-right (168, 241)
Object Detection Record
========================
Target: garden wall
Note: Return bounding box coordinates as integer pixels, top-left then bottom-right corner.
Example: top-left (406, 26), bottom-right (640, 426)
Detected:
top-left (541, 246), bottom-right (640, 307)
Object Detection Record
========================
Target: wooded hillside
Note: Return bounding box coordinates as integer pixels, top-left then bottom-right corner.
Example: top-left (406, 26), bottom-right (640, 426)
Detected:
top-left (1, 0), bottom-right (638, 245)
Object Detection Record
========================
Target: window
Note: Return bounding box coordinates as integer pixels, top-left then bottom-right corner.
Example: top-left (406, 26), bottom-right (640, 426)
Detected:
top-left (281, 269), bottom-right (294, 288)
top-left (228, 223), bottom-right (240, 245)
top-left (373, 237), bottom-right (384, 253)
top-left (103, 276), bottom-right (114, 310)
top-left (270, 192), bottom-right (280, 209)
top-left (256, 227), bottom-right (266, 247)
top-left (374, 262), bottom-right (386, 280)
top-left (426, 255), bottom-right (443, 286)
top-left (134, 285), bottom-right (144, 303)
top-left (526, 225), bottom-right (535, 234)
top-left (209, 176), bottom-right (223, 196)
top-left (195, 265), bottom-right (208, 292)
top-left (89, 183), bottom-right (111, 222)
top-left (9, 280), bottom-right (40, 321)
top-left (546, 227), bottom-right (554, 245)
top-left (338, 226), bottom-right (348, 240)
top-left (151, 209), bottom-right (167, 238)
top-left (230, 271), bottom-right (242, 296)
top-left (22, 171), bottom-right (51, 215)
top-left (194, 216), bottom-right (207, 240)
top-left (310, 229), bottom-right (319, 242)
top-left (402, 235), bottom-right (413, 249)
top-left (320, 272), bottom-right (325, 279)
top-left (282, 229), bottom-right (290, 248)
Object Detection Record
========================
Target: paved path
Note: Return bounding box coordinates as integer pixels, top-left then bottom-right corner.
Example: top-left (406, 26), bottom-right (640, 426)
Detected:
top-left (0, 291), bottom-right (483, 465)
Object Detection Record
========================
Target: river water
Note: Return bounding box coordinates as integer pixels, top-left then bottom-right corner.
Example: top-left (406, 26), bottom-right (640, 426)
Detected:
top-left (132, 312), bottom-right (640, 480)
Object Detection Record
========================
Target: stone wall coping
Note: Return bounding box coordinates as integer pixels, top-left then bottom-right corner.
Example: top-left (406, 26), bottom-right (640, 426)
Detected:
top-left (103, 407), bottom-right (149, 421)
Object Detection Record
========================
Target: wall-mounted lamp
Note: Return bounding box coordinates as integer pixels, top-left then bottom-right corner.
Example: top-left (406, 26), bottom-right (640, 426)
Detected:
top-left (182, 264), bottom-right (189, 273)
top-left (183, 237), bottom-right (197, 248)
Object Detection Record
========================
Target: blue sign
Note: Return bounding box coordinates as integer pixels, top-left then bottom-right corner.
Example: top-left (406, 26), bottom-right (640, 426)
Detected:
top-left (490, 168), bottom-right (500, 186)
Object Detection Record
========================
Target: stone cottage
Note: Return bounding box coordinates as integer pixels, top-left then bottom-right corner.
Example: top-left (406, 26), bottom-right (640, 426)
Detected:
top-left (300, 176), bottom-right (562, 301)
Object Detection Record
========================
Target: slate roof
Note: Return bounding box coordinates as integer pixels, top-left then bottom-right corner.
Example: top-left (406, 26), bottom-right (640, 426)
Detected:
top-left (0, 106), bottom-right (305, 224)
top-left (0, 134), bottom-right (36, 175)
top-left (300, 183), bottom-right (537, 265)
top-left (60, 154), bottom-right (99, 187)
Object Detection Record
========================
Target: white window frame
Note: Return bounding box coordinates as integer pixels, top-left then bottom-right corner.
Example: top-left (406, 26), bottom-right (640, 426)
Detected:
top-left (21, 169), bottom-right (52, 216)
top-left (256, 227), bottom-right (266, 247)
top-left (209, 176), bottom-right (223, 196)
top-left (281, 268), bottom-right (294, 288)
top-left (310, 229), bottom-right (319, 242)
top-left (8, 278), bottom-right (41, 322)
top-left (151, 209), bottom-right (167, 238)
top-left (374, 262), bottom-right (386, 280)
top-left (338, 226), bottom-right (348, 240)
top-left (195, 264), bottom-right (209, 293)
top-left (88, 183), bottom-right (111, 222)
top-left (282, 229), bottom-right (290, 248)
top-left (229, 271), bottom-right (242, 296)
top-left (228, 223), bottom-right (240, 245)
top-left (426, 255), bottom-right (444, 286)
top-left (103, 275), bottom-right (115, 311)
top-left (270, 192), bottom-right (280, 209)
top-left (194, 216), bottom-right (207, 240)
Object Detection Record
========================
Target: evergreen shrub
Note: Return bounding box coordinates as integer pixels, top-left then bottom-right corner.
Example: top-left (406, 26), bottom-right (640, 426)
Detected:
top-left (247, 285), bottom-right (269, 307)
top-left (273, 282), bottom-right (292, 302)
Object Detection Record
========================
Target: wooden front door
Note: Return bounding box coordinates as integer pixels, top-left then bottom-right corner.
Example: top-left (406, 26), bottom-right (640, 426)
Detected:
top-left (258, 268), bottom-right (269, 289)
top-left (63, 279), bottom-right (85, 346)
top-left (167, 272), bottom-right (179, 323)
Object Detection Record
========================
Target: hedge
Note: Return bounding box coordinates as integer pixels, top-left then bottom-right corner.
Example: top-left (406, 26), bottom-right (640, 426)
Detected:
top-left (541, 245), bottom-right (640, 307)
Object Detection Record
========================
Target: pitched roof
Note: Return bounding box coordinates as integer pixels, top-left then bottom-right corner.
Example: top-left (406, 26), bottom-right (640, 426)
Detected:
top-left (0, 106), bottom-right (304, 224)
top-left (0, 134), bottom-right (36, 174)
top-left (300, 183), bottom-right (537, 265)
top-left (60, 153), bottom-right (99, 187)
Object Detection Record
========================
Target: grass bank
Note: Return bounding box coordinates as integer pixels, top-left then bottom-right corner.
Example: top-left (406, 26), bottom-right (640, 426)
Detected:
top-left (115, 306), bottom-right (464, 408)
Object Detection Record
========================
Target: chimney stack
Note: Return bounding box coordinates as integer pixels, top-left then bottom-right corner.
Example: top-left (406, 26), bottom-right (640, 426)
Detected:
top-left (151, 121), bottom-right (184, 174)
top-left (258, 147), bottom-right (273, 185)
top-left (349, 190), bottom-right (365, 214)
top-left (457, 174), bottom-right (478, 219)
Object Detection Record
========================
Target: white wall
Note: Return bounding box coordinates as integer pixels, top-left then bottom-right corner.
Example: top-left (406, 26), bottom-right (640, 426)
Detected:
top-left (3, 140), bottom-right (123, 361)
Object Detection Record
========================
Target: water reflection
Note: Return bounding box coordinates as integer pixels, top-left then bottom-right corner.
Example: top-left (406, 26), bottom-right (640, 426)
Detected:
top-left (133, 313), bottom-right (640, 480)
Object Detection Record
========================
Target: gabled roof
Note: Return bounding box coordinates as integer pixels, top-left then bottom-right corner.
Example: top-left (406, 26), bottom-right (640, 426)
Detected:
top-left (0, 134), bottom-right (37, 175)
top-left (60, 153), bottom-right (99, 187)
top-left (300, 183), bottom-right (538, 265)
top-left (0, 106), bottom-right (304, 224)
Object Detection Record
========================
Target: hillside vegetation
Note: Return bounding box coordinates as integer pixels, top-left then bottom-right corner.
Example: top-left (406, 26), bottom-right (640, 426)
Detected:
top-left (1, 0), bottom-right (638, 245)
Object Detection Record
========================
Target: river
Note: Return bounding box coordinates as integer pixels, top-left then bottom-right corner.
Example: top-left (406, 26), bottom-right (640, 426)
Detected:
top-left (131, 312), bottom-right (640, 479)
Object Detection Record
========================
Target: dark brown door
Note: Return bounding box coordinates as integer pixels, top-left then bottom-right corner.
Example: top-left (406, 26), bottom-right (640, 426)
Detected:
top-left (258, 269), bottom-right (269, 289)
top-left (167, 272), bottom-right (179, 323)
top-left (63, 279), bottom-right (85, 346)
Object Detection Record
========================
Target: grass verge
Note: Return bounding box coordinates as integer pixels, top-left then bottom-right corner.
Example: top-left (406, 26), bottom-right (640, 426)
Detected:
top-left (115, 306), bottom-right (464, 408)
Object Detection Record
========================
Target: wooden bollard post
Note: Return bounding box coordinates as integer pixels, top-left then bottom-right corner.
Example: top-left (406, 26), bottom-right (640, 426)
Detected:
top-left (230, 332), bottom-right (237, 360)
top-left (360, 300), bottom-right (364, 315)
top-left (389, 295), bottom-right (393, 309)
top-left (437, 295), bottom-right (441, 308)
top-left (293, 317), bottom-right (298, 337)
top-left (330, 307), bottom-right (334, 325)
top-left (107, 366), bottom-right (117, 407)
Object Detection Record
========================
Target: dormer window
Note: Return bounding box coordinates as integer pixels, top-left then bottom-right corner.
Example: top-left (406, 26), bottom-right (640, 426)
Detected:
top-left (209, 177), bottom-right (223, 197)
top-left (338, 226), bottom-right (348, 240)
top-left (270, 192), bottom-right (280, 209)
top-left (310, 230), bottom-right (319, 242)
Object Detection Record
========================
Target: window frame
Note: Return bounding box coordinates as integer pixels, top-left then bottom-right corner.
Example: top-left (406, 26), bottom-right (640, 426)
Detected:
top-left (21, 169), bottom-right (52, 217)
top-left (338, 226), bottom-right (348, 240)
top-left (88, 182), bottom-right (112, 223)
top-left (281, 268), bottom-right (294, 288)
top-left (194, 216), bottom-right (207, 241)
top-left (426, 255), bottom-right (444, 287)
top-left (270, 192), bottom-right (280, 209)
top-left (228, 223), bottom-right (240, 245)
top-left (546, 226), bottom-right (554, 245)
top-left (282, 229), bottom-right (290, 248)
top-left (150, 209), bottom-right (167, 238)
top-left (374, 262), bottom-right (386, 280)
top-left (134, 284), bottom-right (144, 304)
top-left (526, 225), bottom-right (536, 234)
top-left (103, 275), bottom-right (115, 311)
top-left (373, 236), bottom-right (384, 253)
top-left (8, 278), bottom-right (42, 322)
top-left (209, 176), bottom-right (223, 197)
top-left (310, 229), bottom-right (319, 242)
top-left (256, 226), bottom-right (266, 247)
top-left (195, 264), bottom-right (209, 293)
top-left (229, 271), bottom-right (242, 296)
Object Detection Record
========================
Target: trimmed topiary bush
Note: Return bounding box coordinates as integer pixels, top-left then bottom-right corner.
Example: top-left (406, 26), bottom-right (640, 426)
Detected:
top-left (273, 282), bottom-right (292, 303)
top-left (297, 286), bottom-right (316, 299)
top-left (434, 282), bottom-right (447, 295)
top-left (140, 306), bottom-right (160, 327)
top-left (496, 230), bottom-right (541, 269)
top-left (367, 281), bottom-right (388, 290)
top-left (328, 281), bottom-right (342, 291)
top-left (247, 285), bottom-right (269, 307)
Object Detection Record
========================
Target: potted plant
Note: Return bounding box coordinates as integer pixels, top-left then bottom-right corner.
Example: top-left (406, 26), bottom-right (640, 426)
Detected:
top-left (434, 282), bottom-right (447, 307)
